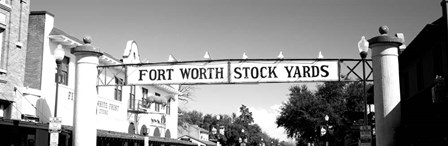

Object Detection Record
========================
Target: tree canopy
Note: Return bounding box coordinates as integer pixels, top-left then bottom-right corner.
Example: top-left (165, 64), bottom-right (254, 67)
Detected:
top-left (276, 82), bottom-right (372, 145)
top-left (179, 104), bottom-right (294, 146)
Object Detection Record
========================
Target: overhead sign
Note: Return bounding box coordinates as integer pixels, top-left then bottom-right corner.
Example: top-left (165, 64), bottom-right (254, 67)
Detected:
top-left (126, 60), bottom-right (339, 85)
top-left (127, 62), bottom-right (229, 84)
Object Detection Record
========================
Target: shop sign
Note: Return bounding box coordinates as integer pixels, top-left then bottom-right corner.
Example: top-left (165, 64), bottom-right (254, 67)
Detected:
top-left (126, 60), bottom-right (339, 85)
top-left (96, 98), bottom-right (121, 119)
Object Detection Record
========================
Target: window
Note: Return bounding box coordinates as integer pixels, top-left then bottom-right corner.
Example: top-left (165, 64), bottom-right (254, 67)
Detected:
top-left (141, 87), bottom-right (150, 108)
top-left (166, 101), bottom-right (170, 115)
top-left (155, 92), bottom-right (160, 112)
top-left (114, 77), bottom-right (123, 101)
top-left (55, 57), bottom-right (69, 85)
top-left (155, 103), bottom-right (160, 112)
top-left (129, 86), bottom-right (135, 109)
top-left (0, 31), bottom-right (4, 73)
top-left (142, 88), bottom-right (148, 99)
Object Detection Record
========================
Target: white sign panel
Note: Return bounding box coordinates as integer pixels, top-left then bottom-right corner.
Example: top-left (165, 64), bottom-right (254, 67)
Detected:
top-left (50, 132), bottom-right (59, 146)
top-left (49, 117), bottom-right (62, 132)
top-left (126, 60), bottom-right (339, 85)
top-left (127, 63), bottom-right (229, 85)
top-left (230, 61), bottom-right (339, 83)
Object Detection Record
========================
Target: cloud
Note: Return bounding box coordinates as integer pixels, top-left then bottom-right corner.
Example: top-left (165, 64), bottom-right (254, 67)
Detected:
top-left (249, 105), bottom-right (293, 142)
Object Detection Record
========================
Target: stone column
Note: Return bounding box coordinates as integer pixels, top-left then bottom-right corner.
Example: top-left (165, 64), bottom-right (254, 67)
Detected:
top-left (72, 36), bottom-right (103, 146)
top-left (144, 136), bottom-right (149, 146)
top-left (368, 26), bottom-right (403, 146)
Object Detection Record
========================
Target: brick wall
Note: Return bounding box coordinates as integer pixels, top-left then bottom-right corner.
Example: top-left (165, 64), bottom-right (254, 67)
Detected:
top-left (24, 12), bottom-right (46, 89)
top-left (0, 0), bottom-right (30, 119)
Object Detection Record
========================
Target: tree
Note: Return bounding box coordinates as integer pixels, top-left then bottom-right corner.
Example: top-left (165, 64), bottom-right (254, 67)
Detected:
top-left (276, 85), bottom-right (324, 145)
top-left (276, 82), bottom-right (367, 145)
top-left (178, 85), bottom-right (196, 101)
top-left (234, 104), bottom-right (254, 126)
top-left (178, 110), bottom-right (203, 127)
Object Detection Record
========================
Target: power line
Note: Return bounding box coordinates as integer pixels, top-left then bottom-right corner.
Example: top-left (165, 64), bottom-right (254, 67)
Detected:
top-left (0, 93), bottom-right (23, 117)
top-left (13, 87), bottom-right (50, 122)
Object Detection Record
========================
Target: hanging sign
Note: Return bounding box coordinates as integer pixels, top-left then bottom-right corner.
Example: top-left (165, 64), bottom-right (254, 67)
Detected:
top-left (127, 62), bottom-right (229, 85)
top-left (126, 60), bottom-right (339, 85)
top-left (230, 61), bottom-right (338, 83)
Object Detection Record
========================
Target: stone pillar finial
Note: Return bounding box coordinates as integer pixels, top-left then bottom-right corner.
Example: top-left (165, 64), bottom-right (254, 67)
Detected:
top-left (379, 25), bottom-right (389, 35)
top-left (83, 36), bottom-right (92, 44)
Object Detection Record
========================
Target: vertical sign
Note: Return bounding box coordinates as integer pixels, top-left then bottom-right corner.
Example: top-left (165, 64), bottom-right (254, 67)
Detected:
top-left (49, 117), bottom-right (62, 146)
top-left (360, 125), bottom-right (372, 146)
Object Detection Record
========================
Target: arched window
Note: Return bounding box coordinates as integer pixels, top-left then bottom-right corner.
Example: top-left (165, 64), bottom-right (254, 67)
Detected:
top-left (153, 127), bottom-right (161, 137)
top-left (140, 125), bottom-right (148, 136)
top-left (165, 129), bottom-right (171, 138)
top-left (128, 122), bottom-right (135, 134)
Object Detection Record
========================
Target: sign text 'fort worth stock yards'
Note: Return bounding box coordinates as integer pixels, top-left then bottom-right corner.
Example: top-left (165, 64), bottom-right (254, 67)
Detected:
top-left (126, 60), bottom-right (339, 85)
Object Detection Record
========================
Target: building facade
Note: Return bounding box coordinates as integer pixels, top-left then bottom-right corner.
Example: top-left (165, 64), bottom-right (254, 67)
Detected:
top-left (398, 1), bottom-right (448, 145)
top-left (25, 10), bottom-right (181, 136)
top-left (1, 8), bottom-right (188, 145)
top-left (0, 0), bottom-right (30, 120)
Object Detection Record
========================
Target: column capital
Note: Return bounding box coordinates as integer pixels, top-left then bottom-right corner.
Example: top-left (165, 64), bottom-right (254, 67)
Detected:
top-left (71, 36), bottom-right (103, 56)
top-left (368, 26), bottom-right (403, 48)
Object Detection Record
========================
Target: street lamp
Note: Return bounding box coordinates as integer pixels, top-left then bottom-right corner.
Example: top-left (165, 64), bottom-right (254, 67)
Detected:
top-left (358, 36), bottom-right (369, 126)
top-left (240, 129), bottom-right (246, 146)
top-left (53, 44), bottom-right (65, 117)
top-left (324, 115), bottom-right (329, 146)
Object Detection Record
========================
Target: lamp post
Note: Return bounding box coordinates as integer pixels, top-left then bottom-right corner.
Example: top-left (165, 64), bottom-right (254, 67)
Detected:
top-left (358, 36), bottom-right (369, 126)
top-left (53, 44), bottom-right (65, 117)
top-left (240, 129), bottom-right (246, 146)
top-left (324, 115), bottom-right (329, 146)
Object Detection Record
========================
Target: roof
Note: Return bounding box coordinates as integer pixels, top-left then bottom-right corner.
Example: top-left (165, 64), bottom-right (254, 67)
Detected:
top-left (50, 28), bottom-right (121, 65)
top-left (0, 118), bottom-right (48, 130)
top-left (399, 17), bottom-right (442, 63)
top-left (179, 135), bottom-right (217, 146)
top-left (49, 27), bottom-right (83, 43)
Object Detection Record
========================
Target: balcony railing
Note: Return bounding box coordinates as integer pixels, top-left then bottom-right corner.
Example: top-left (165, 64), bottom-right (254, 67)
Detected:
top-left (128, 99), bottom-right (147, 114)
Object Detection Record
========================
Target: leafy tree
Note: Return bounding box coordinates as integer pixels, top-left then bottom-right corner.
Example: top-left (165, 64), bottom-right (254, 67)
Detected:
top-left (178, 110), bottom-right (203, 127)
top-left (276, 85), bottom-right (323, 145)
top-left (202, 114), bottom-right (214, 130)
top-left (276, 82), bottom-right (368, 145)
top-left (234, 104), bottom-right (254, 126)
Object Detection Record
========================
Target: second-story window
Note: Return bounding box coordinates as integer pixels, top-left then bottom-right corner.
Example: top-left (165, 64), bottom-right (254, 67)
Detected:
top-left (155, 92), bottom-right (160, 112)
top-left (142, 88), bottom-right (148, 99)
top-left (166, 100), bottom-right (170, 115)
top-left (114, 77), bottom-right (123, 101)
top-left (129, 86), bottom-right (135, 109)
top-left (55, 57), bottom-right (69, 85)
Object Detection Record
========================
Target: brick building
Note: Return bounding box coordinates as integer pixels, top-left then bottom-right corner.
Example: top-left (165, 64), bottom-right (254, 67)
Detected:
top-left (0, 1), bottom-right (192, 144)
top-left (0, 0), bottom-right (30, 119)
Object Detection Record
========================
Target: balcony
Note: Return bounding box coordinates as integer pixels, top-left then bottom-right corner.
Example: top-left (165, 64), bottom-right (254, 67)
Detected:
top-left (127, 99), bottom-right (147, 114)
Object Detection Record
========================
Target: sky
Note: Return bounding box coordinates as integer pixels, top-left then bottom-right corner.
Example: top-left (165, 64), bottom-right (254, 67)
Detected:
top-left (32, 0), bottom-right (441, 141)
